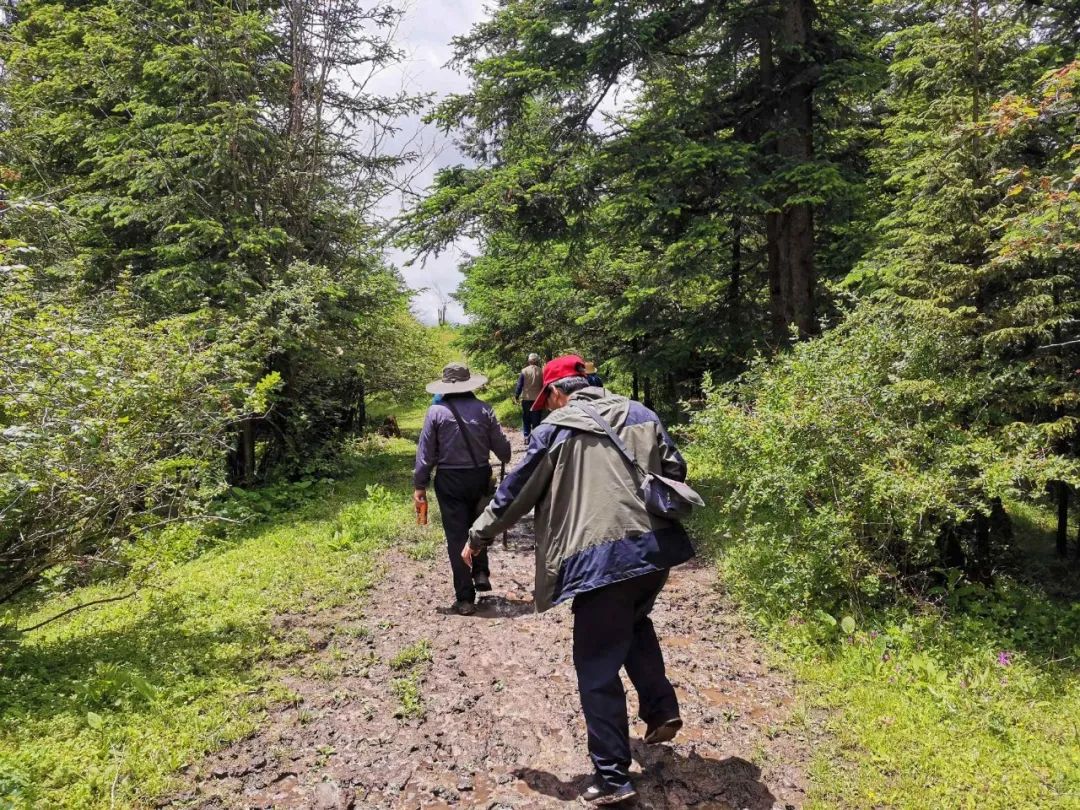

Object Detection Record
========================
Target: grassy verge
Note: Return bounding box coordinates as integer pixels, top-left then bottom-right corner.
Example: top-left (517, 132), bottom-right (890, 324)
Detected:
top-left (0, 437), bottom-right (438, 809)
top-left (486, 371), bottom-right (520, 426)
top-left (689, 481), bottom-right (1080, 808)
top-left (797, 625), bottom-right (1079, 808)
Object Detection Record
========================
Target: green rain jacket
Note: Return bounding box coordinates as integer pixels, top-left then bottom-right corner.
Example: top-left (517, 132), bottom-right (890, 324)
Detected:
top-left (467, 388), bottom-right (695, 612)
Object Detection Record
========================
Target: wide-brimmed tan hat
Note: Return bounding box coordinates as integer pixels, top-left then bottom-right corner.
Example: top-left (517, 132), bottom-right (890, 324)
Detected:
top-left (584, 361), bottom-right (597, 374)
top-left (426, 362), bottom-right (488, 395)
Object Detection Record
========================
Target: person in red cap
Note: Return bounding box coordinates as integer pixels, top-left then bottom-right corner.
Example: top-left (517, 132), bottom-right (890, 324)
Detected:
top-left (462, 355), bottom-right (694, 805)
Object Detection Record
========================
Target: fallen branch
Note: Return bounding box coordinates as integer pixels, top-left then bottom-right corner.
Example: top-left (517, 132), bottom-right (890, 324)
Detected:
top-left (18, 590), bottom-right (139, 634)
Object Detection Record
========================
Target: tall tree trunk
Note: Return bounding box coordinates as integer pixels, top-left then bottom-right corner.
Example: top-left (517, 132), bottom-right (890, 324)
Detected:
top-left (974, 509), bottom-right (990, 581)
top-left (764, 0), bottom-right (818, 344)
top-left (729, 212), bottom-right (743, 342)
top-left (1075, 508), bottom-right (1079, 562)
top-left (1056, 481), bottom-right (1070, 558)
top-left (229, 418), bottom-right (256, 486)
top-left (357, 380), bottom-right (366, 435)
top-left (286, 0), bottom-right (306, 141)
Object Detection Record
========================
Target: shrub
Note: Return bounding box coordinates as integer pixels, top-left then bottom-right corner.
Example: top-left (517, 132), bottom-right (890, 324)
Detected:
top-left (0, 266), bottom-right (244, 605)
top-left (688, 295), bottom-right (1078, 618)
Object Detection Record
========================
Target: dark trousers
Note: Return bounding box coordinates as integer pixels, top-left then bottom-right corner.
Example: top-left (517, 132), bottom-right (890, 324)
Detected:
top-left (434, 466), bottom-right (492, 603)
top-left (521, 400), bottom-right (543, 438)
top-left (572, 569), bottom-right (678, 789)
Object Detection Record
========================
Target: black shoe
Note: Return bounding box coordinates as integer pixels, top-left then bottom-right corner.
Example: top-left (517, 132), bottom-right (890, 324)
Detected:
top-left (473, 572), bottom-right (492, 592)
top-left (580, 780), bottom-right (636, 806)
top-left (644, 716), bottom-right (682, 744)
top-left (454, 600), bottom-right (476, 616)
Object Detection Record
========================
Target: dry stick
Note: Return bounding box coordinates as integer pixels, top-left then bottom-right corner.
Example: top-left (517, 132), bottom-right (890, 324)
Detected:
top-left (18, 591), bottom-right (139, 634)
top-left (500, 462), bottom-right (508, 549)
top-left (1037, 336), bottom-right (1080, 351)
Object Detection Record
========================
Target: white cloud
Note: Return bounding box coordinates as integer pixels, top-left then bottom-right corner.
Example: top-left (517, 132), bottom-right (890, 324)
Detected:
top-left (369, 0), bottom-right (490, 324)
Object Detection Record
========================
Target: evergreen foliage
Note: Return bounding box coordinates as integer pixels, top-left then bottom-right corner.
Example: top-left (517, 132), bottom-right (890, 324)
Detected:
top-left (0, 0), bottom-right (439, 599)
top-left (405, 0), bottom-right (1080, 583)
top-left (690, 296), bottom-right (1078, 615)
top-left (399, 0), bottom-right (884, 395)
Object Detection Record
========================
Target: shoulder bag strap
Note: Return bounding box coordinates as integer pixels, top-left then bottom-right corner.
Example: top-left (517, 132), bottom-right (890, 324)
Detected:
top-left (443, 398), bottom-right (483, 468)
top-left (573, 401), bottom-right (648, 480)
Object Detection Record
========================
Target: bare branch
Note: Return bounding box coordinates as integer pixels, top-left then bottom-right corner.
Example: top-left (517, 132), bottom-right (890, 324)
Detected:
top-left (17, 590), bottom-right (140, 634)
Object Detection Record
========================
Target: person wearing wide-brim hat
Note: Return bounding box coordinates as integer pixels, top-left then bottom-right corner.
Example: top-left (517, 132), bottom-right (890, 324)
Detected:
top-left (414, 363), bottom-right (512, 615)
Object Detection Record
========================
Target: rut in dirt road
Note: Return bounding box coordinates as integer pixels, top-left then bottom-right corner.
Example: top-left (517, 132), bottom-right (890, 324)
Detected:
top-left (172, 433), bottom-right (815, 809)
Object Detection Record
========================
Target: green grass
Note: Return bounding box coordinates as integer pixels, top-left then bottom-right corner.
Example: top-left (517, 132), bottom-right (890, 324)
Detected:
top-left (388, 639), bottom-right (432, 719)
top-left (486, 370), bottom-right (521, 426)
top-left (389, 639), bottom-right (433, 671)
top-left (797, 611), bottom-right (1080, 809)
top-left (0, 437), bottom-right (428, 809)
top-left (690, 497), bottom-right (1080, 809)
top-left (405, 536), bottom-right (441, 561)
top-left (368, 390), bottom-right (431, 439)
top-left (390, 673), bottom-right (425, 719)
top-left (430, 324), bottom-right (466, 364)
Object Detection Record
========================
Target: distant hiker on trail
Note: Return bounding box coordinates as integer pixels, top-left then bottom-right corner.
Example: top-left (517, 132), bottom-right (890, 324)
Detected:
top-left (583, 361), bottom-right (603, 388)
top-left (513, 352), bottom-right (544, 439)
top-left (414, 363), bottom-right (512, 616)
top-left (463, 354), bottom-right (695, 806)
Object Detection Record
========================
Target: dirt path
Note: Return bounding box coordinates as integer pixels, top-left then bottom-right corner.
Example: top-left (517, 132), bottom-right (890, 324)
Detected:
top-left (169, 434), bottom-right (813, 810)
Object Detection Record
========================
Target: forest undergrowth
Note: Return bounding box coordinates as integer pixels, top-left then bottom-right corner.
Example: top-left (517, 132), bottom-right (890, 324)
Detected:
top-left (0, 438), bottom-right (431, 808)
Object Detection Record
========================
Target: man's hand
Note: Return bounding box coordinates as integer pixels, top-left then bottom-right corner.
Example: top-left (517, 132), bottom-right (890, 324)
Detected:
top-left (413, 488), bottom-right (426, 507)
top-left (461, 543), bottom-right (475, 569)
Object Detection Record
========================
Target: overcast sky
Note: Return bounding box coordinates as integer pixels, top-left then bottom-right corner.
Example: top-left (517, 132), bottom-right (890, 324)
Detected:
top-left (371, 0), bottom-right (490, 325)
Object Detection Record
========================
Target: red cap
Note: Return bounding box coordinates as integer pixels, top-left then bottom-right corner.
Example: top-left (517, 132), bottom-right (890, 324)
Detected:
top-left (531, 354), bottom-right (587, 411)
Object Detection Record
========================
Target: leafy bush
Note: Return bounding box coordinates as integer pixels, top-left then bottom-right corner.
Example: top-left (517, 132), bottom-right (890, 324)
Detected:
top-left (0, 438), bottom-right (416, 809)
top-left (0, 195), bottom-right (440, 605)
top-left (240, 260), bottom-right (441, 478)
top-left (688, 295), bottom-right (1079, 618)
top-left (0, 266), bottom-right (245, 605)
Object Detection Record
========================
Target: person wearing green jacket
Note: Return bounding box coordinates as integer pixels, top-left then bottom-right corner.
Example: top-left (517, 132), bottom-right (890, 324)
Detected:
top-left (463, 354), bottom-right (694, 805)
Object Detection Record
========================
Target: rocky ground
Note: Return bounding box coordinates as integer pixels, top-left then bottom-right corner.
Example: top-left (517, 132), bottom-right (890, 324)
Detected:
top-left (167, 435), bottom-right (815, 809)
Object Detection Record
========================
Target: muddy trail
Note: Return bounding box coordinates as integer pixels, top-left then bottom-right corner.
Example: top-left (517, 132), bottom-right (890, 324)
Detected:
top-left (169, 434), bottom-right (815, 810)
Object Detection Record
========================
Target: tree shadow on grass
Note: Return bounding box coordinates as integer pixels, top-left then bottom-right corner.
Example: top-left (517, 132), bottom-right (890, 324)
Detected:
top-left (2, 440), bottom-right (416, 626)
top-left (515, 750), bottom-right (778, 809)
top-left (0, 443), bottom-right (421, 722)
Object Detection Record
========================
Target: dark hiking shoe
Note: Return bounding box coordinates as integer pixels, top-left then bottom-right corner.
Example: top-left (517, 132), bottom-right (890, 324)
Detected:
top-left (454, 600), bottom-right (476, 616)
top-left (644, 716), bottom-right (683, 744)
top-left (473, 572), bottom-right (492, 592)
top-left (580, 780), bottom-right (636, 806)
